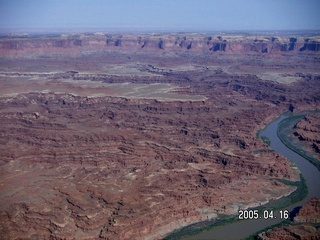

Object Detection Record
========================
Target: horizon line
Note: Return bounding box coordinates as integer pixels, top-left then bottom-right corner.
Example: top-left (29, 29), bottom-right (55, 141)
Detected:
top-left (1, 27), bottom-right (320, 35)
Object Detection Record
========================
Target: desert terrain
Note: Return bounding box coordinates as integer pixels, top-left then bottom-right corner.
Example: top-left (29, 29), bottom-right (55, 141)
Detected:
top-left (293, 113), bottom-right (320, 160)
top-left (0, 33), bottom-right (319, 239)
top-left (258, 198), bottom-right (320, 240)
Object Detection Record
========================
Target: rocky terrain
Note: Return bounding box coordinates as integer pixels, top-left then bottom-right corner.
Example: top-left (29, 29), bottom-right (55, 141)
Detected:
top-left (1, 33), bottom-right (320, 57)
top-left (295, 198), bottom-right (320, 224)
top-left (257, 198), bottom-right (320, 240)
top-left (293, 113), bottom-right (320, 159)
top-left (0, 33), bottom-right (320, 239)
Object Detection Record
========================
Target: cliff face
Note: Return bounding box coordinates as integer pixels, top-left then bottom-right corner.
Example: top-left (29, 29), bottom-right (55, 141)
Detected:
top-left (1, 33), bottom-right (320, 57)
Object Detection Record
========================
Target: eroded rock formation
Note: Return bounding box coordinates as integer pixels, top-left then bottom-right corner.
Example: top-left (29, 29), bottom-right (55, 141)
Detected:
top-left (0, 92), bottom-right (300, 239)
top-left (258, 198), bottom-right (320, 240)
top-left (294, 198), bottom-right (320, 224)
top-left (293, 113), bottom-right (320, 157)
top-left (0, 32), bottom-right (319, 239)
top-left (1, 33), bottom-right (320, 58)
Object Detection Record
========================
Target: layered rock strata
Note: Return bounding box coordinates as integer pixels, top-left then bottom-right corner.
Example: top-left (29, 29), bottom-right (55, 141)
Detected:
top-left (0, 33), bottom-right (320, 58)
top-left (293, 113), bottom-right (320, 158)
top-left (0, 33), bottom-right (319, 239)
top-left (0, 92), bottom-right (299, 239)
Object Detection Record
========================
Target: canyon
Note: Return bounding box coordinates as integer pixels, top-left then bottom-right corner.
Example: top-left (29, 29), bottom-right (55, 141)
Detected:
top-left (0, 32), bottom-right (319, 239)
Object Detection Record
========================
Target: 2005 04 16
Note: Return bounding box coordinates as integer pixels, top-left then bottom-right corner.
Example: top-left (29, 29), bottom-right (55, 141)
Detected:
top-left (238, 209), bottom-right (289, 220)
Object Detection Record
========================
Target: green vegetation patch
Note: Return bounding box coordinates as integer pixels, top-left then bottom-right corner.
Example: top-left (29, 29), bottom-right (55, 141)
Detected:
top-left (260, 136), bottom-right (271, 146)
top-left (252, 149), bottom-right (275, 154)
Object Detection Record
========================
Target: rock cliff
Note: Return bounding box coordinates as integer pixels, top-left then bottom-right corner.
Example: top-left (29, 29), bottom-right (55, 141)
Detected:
top-left (1, 33), bottom-right (320, 57)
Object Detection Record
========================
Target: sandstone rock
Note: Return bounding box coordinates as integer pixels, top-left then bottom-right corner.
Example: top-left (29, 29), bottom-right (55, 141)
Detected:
top-left (293, 113), bottom-right (320, 158)
top-left (257, 225), bottom-right (320, 240)
top-left (294, 198), bottom-right (320, 224)
top-left (258, 198), bottom-right (320, 240)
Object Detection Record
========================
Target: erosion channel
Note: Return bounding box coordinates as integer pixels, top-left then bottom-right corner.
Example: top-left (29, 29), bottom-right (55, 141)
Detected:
top-left (177, 113), bottom-right (320, 240)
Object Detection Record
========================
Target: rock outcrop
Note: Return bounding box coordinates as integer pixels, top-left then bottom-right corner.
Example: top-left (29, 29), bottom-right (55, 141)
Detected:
top-left (257, 225), bottom-right (320, 240)
top-left (293, 114), bottom-right (320, 157)
top-left (294, 198), bottom-right (320, 224)
top-left (258, 198), bottom-right (320, 240)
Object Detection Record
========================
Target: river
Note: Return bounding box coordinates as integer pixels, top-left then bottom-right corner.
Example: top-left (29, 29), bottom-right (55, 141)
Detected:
top-left (181, 115), bottom-right (320, 240)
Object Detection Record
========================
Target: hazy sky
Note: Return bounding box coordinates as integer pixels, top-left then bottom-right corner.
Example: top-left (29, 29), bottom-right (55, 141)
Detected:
top-left (0, 0), bottom-right (319, 32)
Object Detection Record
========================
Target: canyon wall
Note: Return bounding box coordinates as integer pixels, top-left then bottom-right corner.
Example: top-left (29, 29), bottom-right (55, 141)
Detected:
top-left (1, 33), bottom-right (320, 57)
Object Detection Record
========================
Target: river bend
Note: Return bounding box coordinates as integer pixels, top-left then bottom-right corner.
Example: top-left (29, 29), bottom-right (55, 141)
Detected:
top-left (182, 115), bottom-right (320, 240)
